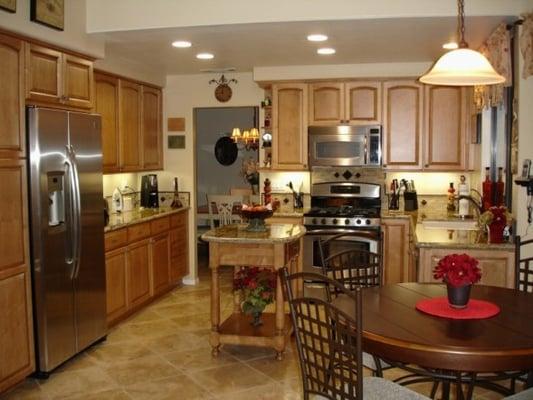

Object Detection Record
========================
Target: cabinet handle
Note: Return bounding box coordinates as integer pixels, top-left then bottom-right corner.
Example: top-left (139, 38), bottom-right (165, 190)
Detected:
top-left (424, 164), bottom-right (429, 168)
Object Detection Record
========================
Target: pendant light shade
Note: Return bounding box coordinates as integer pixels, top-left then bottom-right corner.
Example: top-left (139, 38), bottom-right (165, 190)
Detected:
top-left (419, 0), bottom-right (506, 86)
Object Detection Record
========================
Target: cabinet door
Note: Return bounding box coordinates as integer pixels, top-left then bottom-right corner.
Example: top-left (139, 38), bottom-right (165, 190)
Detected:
top-left (119, 80), bottom-right (142, 171)
top-left (272, 83), bottom-right (308, 170)
top-left (169, 225), bottom-right (188, 283)
top-left (127, 239), bottom-right (151, 309)
top-left (382, 218), bottom-right (412, 284)
top-left (424, 86), bottom-right (467, 170)
top-left (142, 86), bottom-right (163, 170)
top-left (151, 234), bottom-right (170, 295)
top-left (382, 81), bottom-right (423, 170)
top-left (0, 160), bottom-right (34, 392)
top-left (105, 247), bottom-right (128, 325)
top-left (345, 81), bottom-right (381, 125)
top-left (62, 54), bottom-right (93, 109)
top-left (95, 73), bottom-right (120, 173)
top-left (308, 82), bottom-right (344, 125)
top-left (0, 34), bottom-right (24, 159)
top-left (25, 43), bottom-right (62, 104)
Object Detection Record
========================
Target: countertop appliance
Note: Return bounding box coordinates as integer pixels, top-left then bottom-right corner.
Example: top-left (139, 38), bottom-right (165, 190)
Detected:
top-left (308, 125), bottom-right (381, 167)
top-left (141, 174), bottom-right (159, 208)
top-left (27, 107), bottom-right (106, 376)
top-left (303, 168), bottom-right (382, 278)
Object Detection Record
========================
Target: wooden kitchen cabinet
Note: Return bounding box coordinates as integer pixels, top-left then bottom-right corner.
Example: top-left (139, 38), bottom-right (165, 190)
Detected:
top-left (309, 81), bottom-right (381, 125)
top-left (418, 247), bottom-right (515, 288)
top-left (382, 218), bottom-right (414, 284)
top-left (423, 86), bottom-right (468, 171)
top-left (142, 86), bottom-right (163, 170)
top-left (169, 211), bottom-right (188, 283)
top-left (0, 34), bottom-right (25, 159)
top-left (95, 73), bottom-right (120, 173)
top-left (151, 233), bottom-right (170, 295)
top-left (382, 80), bottom-right (424, 170)
top-left (119, 80), bottom-right (142, 171)
top-left (271, 83), bottom-right (308, 170)
top-left (0, 160), bottom-right (34, 392)
top-left (104, 247), bottom-right (128, 325)
top-left (126, 238), bottom-right (151, 309)
top-left (25, 43), bottom-right (93, 109)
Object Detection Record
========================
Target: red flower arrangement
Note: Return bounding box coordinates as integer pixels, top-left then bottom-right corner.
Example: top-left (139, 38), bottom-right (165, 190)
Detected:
top-left (433, 253), bottom-right (482, 287)
top-left (233, 267), bottom-right (277, 317)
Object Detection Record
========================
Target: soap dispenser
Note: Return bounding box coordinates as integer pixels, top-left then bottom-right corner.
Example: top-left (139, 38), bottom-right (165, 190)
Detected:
top-left (458, 175), bottom-right (469, 218)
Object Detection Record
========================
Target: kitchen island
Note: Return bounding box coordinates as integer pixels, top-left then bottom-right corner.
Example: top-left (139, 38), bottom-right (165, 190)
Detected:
top-left (202, 223), bottom-right (305, 360)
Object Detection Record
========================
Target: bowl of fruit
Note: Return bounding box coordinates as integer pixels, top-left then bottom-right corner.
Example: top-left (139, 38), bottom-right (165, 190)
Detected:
top-left (240, 204), bottom-right (274, 232)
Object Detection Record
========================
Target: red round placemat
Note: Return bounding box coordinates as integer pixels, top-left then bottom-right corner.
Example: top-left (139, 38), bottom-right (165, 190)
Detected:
top-left (415, 297), bottom-right (500, 320)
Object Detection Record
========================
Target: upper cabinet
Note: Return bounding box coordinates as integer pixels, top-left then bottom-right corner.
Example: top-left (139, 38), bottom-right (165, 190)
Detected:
top-left (382, 81), bottom-right (424, 170)
top-left (0, 33), bottom-right (25, 159)
top-left (423, 86), bottom-right (468, 171)
top-left (25, 43), bottom-right (93, 109)
top-left (309, 81), bottom-right (381, 125)
top-left (272, 83), bottom-right (308, 170)
top-left (95, 71), bottom-right (163, 174)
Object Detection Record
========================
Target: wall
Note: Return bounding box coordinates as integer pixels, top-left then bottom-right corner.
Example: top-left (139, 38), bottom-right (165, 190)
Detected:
top-left (94, 54), bottom-right (166, 87)
top-left (161, 72), bottom-right (264, 283)
top-left (86, 0), bottom-right (526, 33)
top-left (0, 0), bottom-right (104, 57)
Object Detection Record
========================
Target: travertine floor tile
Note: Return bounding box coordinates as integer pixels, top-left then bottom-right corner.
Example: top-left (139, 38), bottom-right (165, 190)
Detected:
top-left (39, 367), bottom-right (117, 399)
top-left (145, 331), bottom-right (210, 354)
top-left (215, 382), bottom-right (300, 400)
top-left (0, 380), bottom-right (48, 400)
top-left (119, 319), bottom-right (180, 339)
top-left (245, 353), bottom-right (300, 382)
top-left (162, 347), bottom-right (239, 372)
top-left (104, 355), bottom-right (180, 386)
top-left (125, 374), bottom-right (213, 400)
top-left (68, 388), bottom-right (132, 400)
top-left (221, 344), bottom-right (280, 362)
top-left (87, 342), bottom-right (154, 365)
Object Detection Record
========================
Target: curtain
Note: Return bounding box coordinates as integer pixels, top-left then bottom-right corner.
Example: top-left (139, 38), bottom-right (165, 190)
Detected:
top-left (473, 24), bottom-right (512, 112)
top-left (521, 13), bottom-right (533, 79)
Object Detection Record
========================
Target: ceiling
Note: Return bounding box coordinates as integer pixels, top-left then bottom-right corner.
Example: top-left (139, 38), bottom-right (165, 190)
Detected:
top-left (99, 16), bottom-right (512, 75)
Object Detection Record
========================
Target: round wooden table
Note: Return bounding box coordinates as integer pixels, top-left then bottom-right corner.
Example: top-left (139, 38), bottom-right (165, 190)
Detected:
top-left (334, 283), bottom-right (533, 398)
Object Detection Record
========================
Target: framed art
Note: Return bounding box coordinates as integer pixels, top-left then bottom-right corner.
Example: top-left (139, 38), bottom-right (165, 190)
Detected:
top-left (0, 0), bottom-right (16, 13)
top-left (31, 0), bottom-right (64, 31)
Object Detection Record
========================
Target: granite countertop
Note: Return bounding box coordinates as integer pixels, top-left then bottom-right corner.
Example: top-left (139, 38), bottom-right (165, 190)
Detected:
top-left (105, 207), bottom-right (189, 232)
top-left (201, 223), bottom-right (306, 244)
top-left (381, 209), bottom-right (514, 250)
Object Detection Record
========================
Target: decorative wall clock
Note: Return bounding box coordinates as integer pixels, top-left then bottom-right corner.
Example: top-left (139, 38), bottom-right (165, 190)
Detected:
top-left (209, 75), bottom-right (237, 103)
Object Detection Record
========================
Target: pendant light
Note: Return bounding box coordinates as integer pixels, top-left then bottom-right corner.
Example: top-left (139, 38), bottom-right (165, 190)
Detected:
top-left (419, 0), bottom-right (505, 86)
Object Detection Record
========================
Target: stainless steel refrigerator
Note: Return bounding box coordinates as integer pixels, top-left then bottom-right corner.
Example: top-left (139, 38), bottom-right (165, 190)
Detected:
top-left (27, 107), bottom-right (107, 375)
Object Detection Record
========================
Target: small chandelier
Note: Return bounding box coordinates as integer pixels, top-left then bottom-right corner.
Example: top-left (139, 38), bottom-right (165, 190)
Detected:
top-left (231, 127), bottom-right (260, 151)
top-left (419, 0), bottom-right (505, 86)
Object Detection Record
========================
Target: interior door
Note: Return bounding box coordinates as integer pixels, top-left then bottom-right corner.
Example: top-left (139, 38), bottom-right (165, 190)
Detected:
top-left (27, 107), bottom-right (76, 372)
top-left (68, 112), bottom-right (107, 351)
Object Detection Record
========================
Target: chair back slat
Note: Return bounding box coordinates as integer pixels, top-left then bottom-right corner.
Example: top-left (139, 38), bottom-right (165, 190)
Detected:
top-left (515, 236), bottom-right (533, 293)
top-left (206, 194), bottom-right (243, 229)
top-left (281, 269), bottom-right (363, 400)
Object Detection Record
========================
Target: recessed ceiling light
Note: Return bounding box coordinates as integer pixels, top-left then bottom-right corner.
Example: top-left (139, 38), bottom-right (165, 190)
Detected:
top-left (196, 53), bottom-right (214, 60)
top-left (442, 42), bottom-right (459, 50)
top-left (307, 34), bottom-right (328, 42)
top-left (317, 48), bottom-right (336, 55)
top-left (172, 40), bottom-right (192, 48)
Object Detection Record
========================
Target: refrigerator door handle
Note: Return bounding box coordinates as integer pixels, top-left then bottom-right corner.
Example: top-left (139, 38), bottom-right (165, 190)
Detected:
top-left (65, 145), bottom-right (81, 279)
top-left (70, 146), bottom-right (82, 279)
top-left (64, 157), bottom-right (75, 272)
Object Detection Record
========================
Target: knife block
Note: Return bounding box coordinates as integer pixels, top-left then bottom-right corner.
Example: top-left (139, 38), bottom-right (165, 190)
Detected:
top-left (404, 191), bottom-right (418, 211)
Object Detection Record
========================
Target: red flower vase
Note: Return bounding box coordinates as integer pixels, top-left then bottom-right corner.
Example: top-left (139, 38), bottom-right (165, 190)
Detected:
top-left (447, 283), bottom-right (472, 309)
top-left (487, 207), bottom-right (507, 244)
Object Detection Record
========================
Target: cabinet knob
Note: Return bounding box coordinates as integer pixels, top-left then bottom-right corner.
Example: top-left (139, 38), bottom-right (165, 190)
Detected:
top-left (383, 164), bottom-right (387, 168)
top-left (424, 164), bottom-right (429, 168)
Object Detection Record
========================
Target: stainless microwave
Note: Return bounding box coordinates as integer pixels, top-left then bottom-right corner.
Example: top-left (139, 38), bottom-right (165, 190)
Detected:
top-left (308, 125), bottom-right (382, 167)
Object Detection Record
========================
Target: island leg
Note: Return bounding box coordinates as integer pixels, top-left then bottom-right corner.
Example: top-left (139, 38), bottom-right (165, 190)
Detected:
top-left (274, 268), bottom-right (285, 361)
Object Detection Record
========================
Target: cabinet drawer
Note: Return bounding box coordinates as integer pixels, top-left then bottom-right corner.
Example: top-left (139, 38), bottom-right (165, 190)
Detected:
top-left (170, 212), bottom-right (187, 228)
top-left (128, 222), bottom-right (150, 242)
top-left (151, 217), bottom-right (170, 235)
top-left (105, 229), bottom-right (128, 251)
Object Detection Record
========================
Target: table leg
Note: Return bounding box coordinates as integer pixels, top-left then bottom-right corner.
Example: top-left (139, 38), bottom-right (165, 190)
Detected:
top-left (274, 270), bottom-right (285, 361)
top-left (210, 265), bottom-right (221, 357)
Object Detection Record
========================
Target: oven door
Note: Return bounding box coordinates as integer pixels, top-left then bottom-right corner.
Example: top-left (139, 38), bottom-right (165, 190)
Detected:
top-left (309, 134), bottom-right (366, 167)
top-left (302, 228), bottom-right (379, 299)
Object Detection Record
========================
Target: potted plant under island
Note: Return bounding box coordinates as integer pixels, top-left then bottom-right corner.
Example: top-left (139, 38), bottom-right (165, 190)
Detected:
top-left (433, 253), bottom-right (482, 309)
top-left (233, 267), bottom-right (276, 326)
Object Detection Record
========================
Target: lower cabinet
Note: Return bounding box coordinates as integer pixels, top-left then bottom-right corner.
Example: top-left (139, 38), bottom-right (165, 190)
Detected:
top-left (104, 210), bottom-right (189, 326)
top-left (418, 247), bottom-right (515, 288)
top-left (382, 218), bottom-right (414, 284)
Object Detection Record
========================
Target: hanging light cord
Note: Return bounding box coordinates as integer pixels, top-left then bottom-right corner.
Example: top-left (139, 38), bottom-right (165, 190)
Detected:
top-left (457, 0), bottom-right (468, 48)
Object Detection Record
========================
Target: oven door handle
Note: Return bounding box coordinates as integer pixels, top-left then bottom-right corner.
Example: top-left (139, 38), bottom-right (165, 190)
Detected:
top-left (305, 228), bottom-right (380, 239)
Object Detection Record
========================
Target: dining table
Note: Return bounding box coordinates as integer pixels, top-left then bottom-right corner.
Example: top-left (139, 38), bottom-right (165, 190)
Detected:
top-left (333, 283), bottom-right (533, 400)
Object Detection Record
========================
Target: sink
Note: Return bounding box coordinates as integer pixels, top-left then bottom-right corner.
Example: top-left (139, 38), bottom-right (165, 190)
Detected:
top-left (421, 219), bottom-right (479, 231)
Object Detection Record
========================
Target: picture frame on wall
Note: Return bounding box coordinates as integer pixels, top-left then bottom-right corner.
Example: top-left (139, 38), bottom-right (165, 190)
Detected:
top-left (30, 0), bottom-right (64, 31)
top-left (0, 0), bottom-right (16, 13)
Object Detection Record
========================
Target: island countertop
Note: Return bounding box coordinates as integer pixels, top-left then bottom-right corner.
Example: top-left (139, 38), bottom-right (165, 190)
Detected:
top-left (201, 223), bottom-right (306, 244)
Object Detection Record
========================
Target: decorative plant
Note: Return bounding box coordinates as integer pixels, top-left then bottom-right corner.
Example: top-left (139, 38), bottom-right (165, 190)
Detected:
top-left (233, 267), bottom-right (276, 320)
top-left (433, 253), bottom-right (482, 287)
top-left (241, 157), bottom-right (259, 187)
top-left (478, 206), bottom-right (513, 228)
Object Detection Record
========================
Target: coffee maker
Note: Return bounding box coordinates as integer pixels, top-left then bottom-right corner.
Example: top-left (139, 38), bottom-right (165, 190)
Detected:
top-left (141, 174), bottom-right (159, 208)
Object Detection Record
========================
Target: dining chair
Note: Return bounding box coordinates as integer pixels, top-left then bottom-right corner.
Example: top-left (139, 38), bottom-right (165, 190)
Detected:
top-left (280, 268), bottom-right (430, 400)
top-left (515, 235), bottom-right (533, 293)
top-left (206, 194), bottom-right (243, 229)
